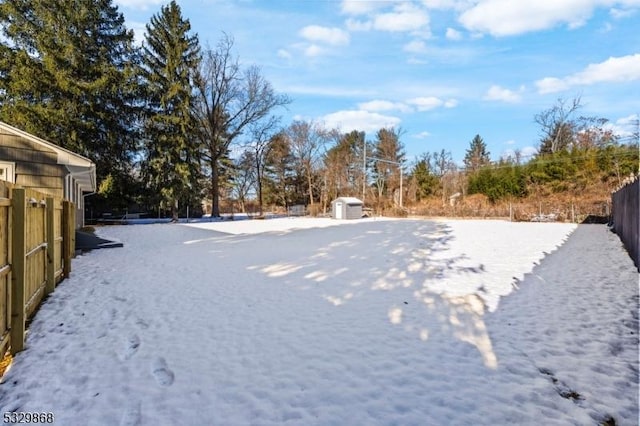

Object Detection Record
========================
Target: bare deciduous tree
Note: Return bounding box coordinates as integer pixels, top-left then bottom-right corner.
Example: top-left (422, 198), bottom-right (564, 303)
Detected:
top-left (286, 120), bottom-right (329, 208)
top-left (535, 95), bottom-right (582, 154)
top-left (232, 150), bottom-right (256, 213)
top-left (246, 117), bottom-right (280, 215)
top-left (193, 34), bottom-right (290, 217)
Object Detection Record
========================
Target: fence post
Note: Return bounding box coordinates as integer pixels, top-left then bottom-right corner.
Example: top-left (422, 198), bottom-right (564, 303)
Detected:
top-left (10, 188), bottom-right (26, 354)
top-left (71, 203), bottom-right (76, 257)
top-left (45, 198), bottom-right (55, 295)
top-left (62, 201), bottom-right (72, 278)
top-left (571, 203), bottom-right (575, 223)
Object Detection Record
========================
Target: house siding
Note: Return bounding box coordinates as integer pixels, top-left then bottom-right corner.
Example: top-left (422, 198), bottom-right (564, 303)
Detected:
top-left (0, 132), bottom-right (66, 199)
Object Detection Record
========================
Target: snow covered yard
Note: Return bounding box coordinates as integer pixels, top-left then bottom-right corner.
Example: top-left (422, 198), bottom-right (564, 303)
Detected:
top-left (0, 218), bottom-right (637, 425)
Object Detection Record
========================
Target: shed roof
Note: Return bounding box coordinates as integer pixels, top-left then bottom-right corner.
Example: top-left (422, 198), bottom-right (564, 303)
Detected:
top-left (333, 197), bottom-right (363, 205)
top-left (0, 121), bottom-right (96, 192)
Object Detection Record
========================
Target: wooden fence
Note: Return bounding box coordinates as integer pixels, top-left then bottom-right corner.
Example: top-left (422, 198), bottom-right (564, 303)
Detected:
top-left (0, 181), bottom-right (75, 357)
top-left (611, 176), bottom-right (639, 271)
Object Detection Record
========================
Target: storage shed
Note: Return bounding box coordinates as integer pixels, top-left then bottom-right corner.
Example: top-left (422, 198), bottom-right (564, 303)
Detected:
top-left (332, 197), bottom-right (364, 220)
top-left (0, 121), bottom-right (96, 228)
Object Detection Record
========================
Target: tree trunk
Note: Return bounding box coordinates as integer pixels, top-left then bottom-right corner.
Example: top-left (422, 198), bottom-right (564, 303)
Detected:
top-left (210, 159), bottom-right (221, 217)
top-left (256, 160), bottom-right (264, 216)
top-left (171, 198), bottom-right (179, 222)
top-left (307, 166), bottom-right (314, 207)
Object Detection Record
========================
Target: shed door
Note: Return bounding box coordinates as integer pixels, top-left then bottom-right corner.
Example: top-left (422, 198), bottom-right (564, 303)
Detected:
top-left (0, 162), bottom-right (15, 183)
top-left (335, 202), bottom-right (343, 219)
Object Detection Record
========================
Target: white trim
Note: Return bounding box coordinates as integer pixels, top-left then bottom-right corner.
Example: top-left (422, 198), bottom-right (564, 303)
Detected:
top-left (0, 161), bottom-right (15, 183)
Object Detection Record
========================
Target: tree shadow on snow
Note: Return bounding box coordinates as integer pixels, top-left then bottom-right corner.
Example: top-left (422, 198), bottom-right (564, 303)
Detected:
top-left (245, 219), bottom-right (499, 369)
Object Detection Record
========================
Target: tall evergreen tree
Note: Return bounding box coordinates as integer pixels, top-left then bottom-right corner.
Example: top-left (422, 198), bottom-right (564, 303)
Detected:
top-left (263, 132), bottom-right (295, 208)
top-left (139, 1), bottom-right (201, 221)
top-left (410, 153), bottom-right (439, 200)
top-left (372, 127), bottom-right (405, 204)
top-left (463, 134), bottom-right (491, 172)
top-left (0, 0), bottom-right (140, 207)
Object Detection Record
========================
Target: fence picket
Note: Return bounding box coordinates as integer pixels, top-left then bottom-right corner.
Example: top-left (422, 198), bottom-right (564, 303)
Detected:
top-left (0, 182), bottom-right (75, 356)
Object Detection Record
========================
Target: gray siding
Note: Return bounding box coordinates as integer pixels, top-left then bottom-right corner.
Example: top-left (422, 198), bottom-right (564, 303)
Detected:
top-left (0, 132), bottom-right (66, 199)
top-left (345, 204), bottom-right (363, 219)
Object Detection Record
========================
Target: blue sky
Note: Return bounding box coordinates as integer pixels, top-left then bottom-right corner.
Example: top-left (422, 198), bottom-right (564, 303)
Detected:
top-left (116, 0), bottom-right (640, 164)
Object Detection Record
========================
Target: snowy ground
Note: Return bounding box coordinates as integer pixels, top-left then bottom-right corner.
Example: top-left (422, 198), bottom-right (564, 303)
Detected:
top-left (0, 217), bottom-right (637, 425)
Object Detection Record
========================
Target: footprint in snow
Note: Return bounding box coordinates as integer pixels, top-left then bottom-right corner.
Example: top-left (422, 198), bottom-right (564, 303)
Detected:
top-left (151, 357), bottom-right (174, 386)
top-left (120, 335), bottom-right (141, 361)
top-left (119, 402), bottom-right (141, 426)
top-left (103, 307), bottom-right (117, 323)
top-left (135, 318), bottom-right (149, 330)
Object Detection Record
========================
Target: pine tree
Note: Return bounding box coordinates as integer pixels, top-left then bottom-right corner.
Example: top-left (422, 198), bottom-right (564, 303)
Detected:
top-left (463, 134), bottom-right (491, 172)
top-left (372, 128), bottom-right (405, 204)
top-left (0, 0), bottom-right (141, 207)
top-left (263, 132), bottom-right (295, 208)
top-left (411, 153), bottom-right (439, 199)
top-left (139, 1), bottom-right (201, 221)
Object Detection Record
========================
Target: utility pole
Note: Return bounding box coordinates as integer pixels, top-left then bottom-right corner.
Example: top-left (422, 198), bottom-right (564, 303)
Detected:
top-left (362, 139), bottom-right (366, 203)
top-left (368, 156), bottom-right (404, 208)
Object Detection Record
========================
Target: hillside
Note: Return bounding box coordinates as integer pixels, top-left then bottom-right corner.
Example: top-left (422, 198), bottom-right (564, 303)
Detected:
top-left (406, 144), bottom-right (639, 222)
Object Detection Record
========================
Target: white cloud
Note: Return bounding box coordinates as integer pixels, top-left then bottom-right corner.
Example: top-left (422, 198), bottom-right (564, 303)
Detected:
top-left (599, 22), bottom-right (614, 32)
top-left (340, 0), bottom-right (390, 15)
top-left (604, 113), bottom-right (640, 139)
top-left (535, 77), bottom-right (570, 94)
top-left (322, 110), bottom-right (402, 133)
top-left (500, 148), bottom-right (516, 161)
top-left (277, 49), bottom-right (292, 59)
top-left (358, 100), bottom-right (413, 113)
top-left (414, 131), bottom-right (432, 138)
top-left (458, 0), bottom-right (600, 36)
top-left (610, 7), bottom-right (637, 19)
top-left (345, 18), bottom-right (373, 31)
top-left (405, 96), bottom-right (459, 110)
top-left (484, 85), bottom-right (522, 103)
top-left (444, 98), bottom-right (458, 108)
top-left (521, 146), bottom-right (538, 158)
top-left (615, 113), bottom-right (639, 126)
top-left (446, 27), bottom-right (463, 40)
top-left (127, 21), bottom-right (147, 46)
top-left (115, 0), bottom-right (162, 10)
top-left (403, 40), bottom-right (428, 53)
top-left (421, 0), bottom-right (474, 10)
top-left (300, 25), bottom-right (350, 45)
top-left (501, 146), bottom-right (534, 162)
top-left (536, 54), bottom-right (640, 93)
top-left (570, 54), bottom-right (640, 84)
top-left (407, 57), bottom-right (430, 65)
top-left (304, 44), bottom-right (327, 57)
top-left (373, 3), bottom-right (430, 32)
top-left (407, 96), bottom-right (444, 111)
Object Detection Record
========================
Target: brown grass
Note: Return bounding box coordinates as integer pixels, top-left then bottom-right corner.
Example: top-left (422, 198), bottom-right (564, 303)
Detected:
top-left (0, 351), bottom-right (12, 378)
top-left (407, 191), bottom-right (611, 222)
